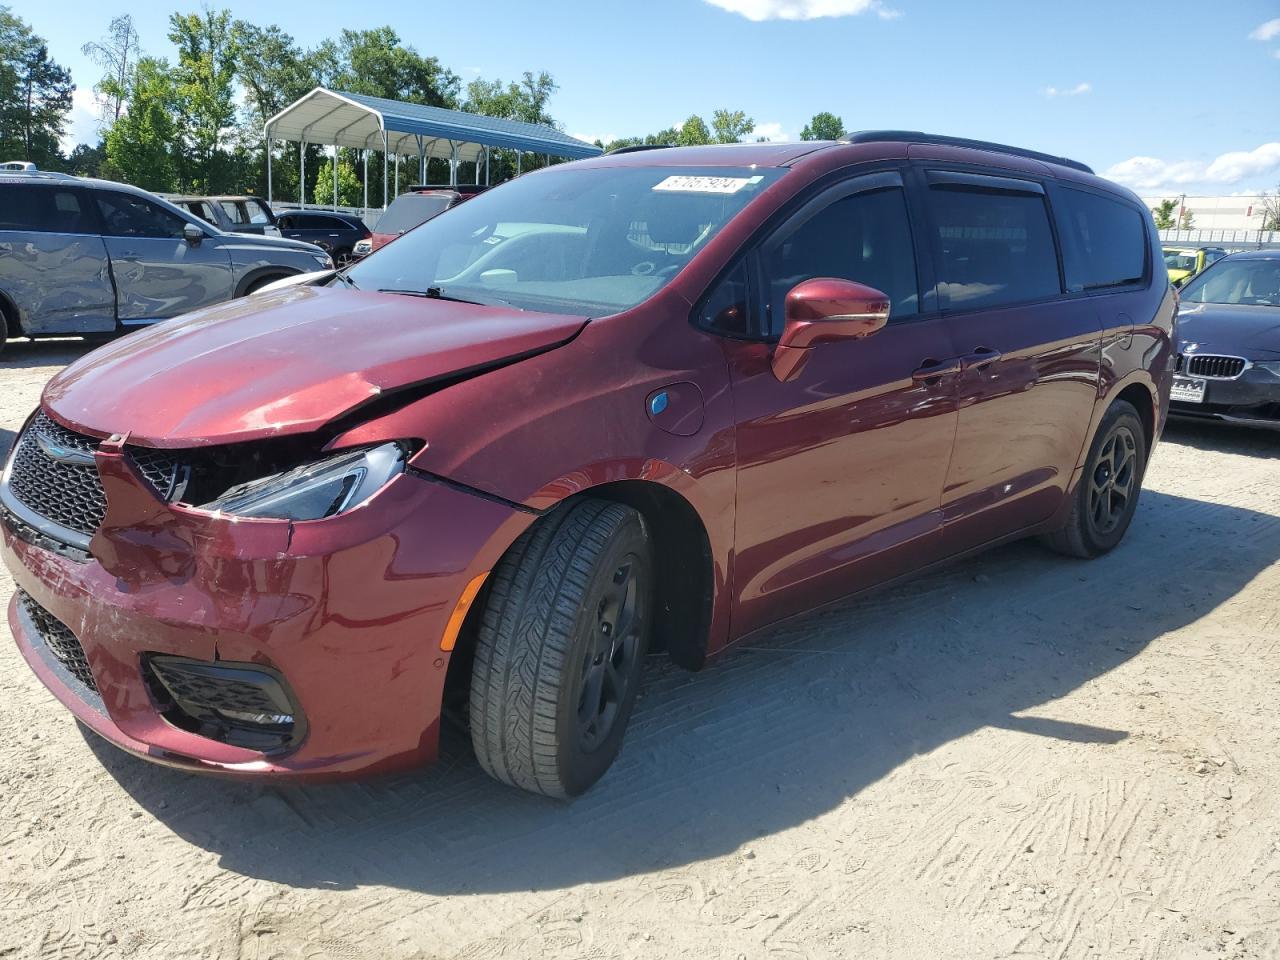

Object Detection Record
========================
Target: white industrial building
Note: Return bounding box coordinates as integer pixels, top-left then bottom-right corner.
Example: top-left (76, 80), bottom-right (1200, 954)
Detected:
top-left (1139, 194), bottom-right (1271, 231)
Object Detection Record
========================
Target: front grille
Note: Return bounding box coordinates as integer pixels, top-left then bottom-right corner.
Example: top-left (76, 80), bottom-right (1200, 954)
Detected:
top-left (3, 411), bottom-right (185, 543)
top-left (17, 590), bottom-right (97, 692)
top-left (1186, 355), bottom-right (1246, 379)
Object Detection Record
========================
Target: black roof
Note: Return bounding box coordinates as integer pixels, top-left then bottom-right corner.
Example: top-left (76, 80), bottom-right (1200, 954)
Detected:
top-left (846, 131), bottom-right (1093, 174)
top-left (1222, 249), bottom-right (1280, 260)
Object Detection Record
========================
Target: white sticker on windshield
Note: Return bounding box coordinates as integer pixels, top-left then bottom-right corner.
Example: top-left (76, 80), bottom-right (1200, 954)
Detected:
top-left (652, 175), bottom-right (762, 195)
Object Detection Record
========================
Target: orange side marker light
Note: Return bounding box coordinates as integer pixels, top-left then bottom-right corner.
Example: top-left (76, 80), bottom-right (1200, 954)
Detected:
top-left (440, 572), bottom-right (489, 652)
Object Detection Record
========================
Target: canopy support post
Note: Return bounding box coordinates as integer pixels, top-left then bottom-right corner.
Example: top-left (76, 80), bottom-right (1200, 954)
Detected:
top-left (416, 134), bottom-right (425, 184)
top-left (266, 129), bottom-right (273, 204)
top-left (394, 151), bottom-right (399, 198)
top-left (382, 129), bottom-right (388, 211)
top-left (516, 151), bottom-right (521, 175)
top-left (485, 147), bottom-right (490, 185)
top-left (332, 146), bottom-right (338, 210)
top-left (362, 148), bottom-right (368, 216)
top-left (300, 138), bottom-right (306, 209)
top-left (449, 141), bottom-right (458, 186)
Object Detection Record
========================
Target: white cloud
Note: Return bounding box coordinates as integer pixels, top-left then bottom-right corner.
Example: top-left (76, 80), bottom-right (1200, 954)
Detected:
top-left (1248, 18), bottom-right (1280, 41)
top-left (1043, 82), bottom-right (1091, 98)
top-left (61, 86), bottom-right (100, 152)
top-left (703, 0), bottom-right (899, 21)
top-left (1104, 142), bottom-right (1280, 193)
top-left (753, 121), bottom-right (791, 142)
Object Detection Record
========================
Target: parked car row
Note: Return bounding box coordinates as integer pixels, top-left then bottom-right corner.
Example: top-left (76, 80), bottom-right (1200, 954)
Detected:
top-left (3, 133), bottom-right (1184, 798)
top-left (0, 172), bottom-right (334, 352)
top-left (1163, 245), bottom-right (1227, 287)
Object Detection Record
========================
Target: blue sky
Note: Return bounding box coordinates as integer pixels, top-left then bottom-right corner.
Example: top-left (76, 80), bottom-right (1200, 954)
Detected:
top-left (24, 0), bottom-right (1280, 196)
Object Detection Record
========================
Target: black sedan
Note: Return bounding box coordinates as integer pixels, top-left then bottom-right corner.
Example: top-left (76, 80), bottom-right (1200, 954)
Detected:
top-left (275, 210), bottom-right (371, 265)
top-left (1171, 250), bottom-right (1280, 429)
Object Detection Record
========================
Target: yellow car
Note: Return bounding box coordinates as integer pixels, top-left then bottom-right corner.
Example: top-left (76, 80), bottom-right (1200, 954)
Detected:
top-left (1164, 246), bottom-right (1227, 287)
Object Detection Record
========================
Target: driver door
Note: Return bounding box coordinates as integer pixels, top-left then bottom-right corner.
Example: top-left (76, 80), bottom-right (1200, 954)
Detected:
top-left (95, 191), bottom-right (234, 322)
top-left (715, 171), bottom-right (961, 636)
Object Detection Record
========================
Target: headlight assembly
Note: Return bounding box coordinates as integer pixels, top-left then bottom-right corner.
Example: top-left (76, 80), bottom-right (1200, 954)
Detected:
top-left (312, 253), bottom-right (334, 268)
top-left (199, 442), bottom-right (406, 521)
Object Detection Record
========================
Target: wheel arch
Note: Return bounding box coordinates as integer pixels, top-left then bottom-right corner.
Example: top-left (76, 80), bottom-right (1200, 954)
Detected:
top-left (234, 265), bottom-right (300, 297)
top-left (0, 287), bottom-right (24, 338)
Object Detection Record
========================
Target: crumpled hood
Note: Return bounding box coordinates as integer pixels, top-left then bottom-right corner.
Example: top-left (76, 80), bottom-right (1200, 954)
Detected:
top-left (43, 285), bottom-right (587, 447)
top-left (1176, 302), bottom-right (1280, 357)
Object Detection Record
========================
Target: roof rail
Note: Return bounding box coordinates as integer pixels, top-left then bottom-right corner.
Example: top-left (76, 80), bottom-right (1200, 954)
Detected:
top-left (0, 169), bottom-right (79, 181)
top-left (846, 131), bottom-right (1093, 174)
top-left (606, 144), bottom-right (674, 155)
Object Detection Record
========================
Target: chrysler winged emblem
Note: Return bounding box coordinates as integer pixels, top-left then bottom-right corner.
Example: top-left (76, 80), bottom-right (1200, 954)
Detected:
top-left (34, 431), bottom-right (97, 466)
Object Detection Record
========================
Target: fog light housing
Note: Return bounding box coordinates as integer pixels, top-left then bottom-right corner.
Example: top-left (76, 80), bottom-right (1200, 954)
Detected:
top-left (143, 655), bottom-right (305, 754)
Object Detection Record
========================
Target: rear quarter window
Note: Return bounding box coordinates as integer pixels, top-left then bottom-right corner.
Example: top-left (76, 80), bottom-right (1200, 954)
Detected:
top-left (1056, 187), bottom-right (1147, 291)
top-left (0, 184), bottom-right (95, 234)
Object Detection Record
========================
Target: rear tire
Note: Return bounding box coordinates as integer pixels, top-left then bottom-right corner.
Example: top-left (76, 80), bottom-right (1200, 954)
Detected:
top-left (1042, 400), bottom-right (1147, 559)
top-left (469, 499), bottom-right (652, 798)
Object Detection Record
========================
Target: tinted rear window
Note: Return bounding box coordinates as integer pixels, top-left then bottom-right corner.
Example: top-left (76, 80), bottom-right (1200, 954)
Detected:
top-left (1057, 187), bottom-right (1147, 291)
top-left (928, 185), bottom-right (1061, 310)
top-left (378, 194), bottom-right (455, 234)
top-left (0, 184), bottom-right (95, 234)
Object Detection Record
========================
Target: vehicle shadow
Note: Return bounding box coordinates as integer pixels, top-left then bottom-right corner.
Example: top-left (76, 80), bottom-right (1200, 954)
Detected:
top-left (0, 336), bottom-right (98, 370)
top-left (85, 489), bottom-right (1279, 895)
top-left (1163, 417), bottom-right (1280, 459)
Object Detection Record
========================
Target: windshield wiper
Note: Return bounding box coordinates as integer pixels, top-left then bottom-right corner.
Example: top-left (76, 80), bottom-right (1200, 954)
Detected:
top-left (332, 271), bottom-right (358, 290)
top-left (377, 286), bottom-right (518, 308)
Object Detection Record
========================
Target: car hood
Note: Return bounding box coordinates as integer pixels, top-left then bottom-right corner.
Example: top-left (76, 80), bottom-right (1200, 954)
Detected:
top-left (1176, 302), bottom-right (1280, 357)
top-left (221, 232), bottom-right (324, 255)
top-left (43, 286), bottom-right (587, 447)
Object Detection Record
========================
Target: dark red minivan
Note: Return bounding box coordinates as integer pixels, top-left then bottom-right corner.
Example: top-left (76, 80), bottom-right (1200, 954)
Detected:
top-left (2, 134), bottom-right (1174, 797)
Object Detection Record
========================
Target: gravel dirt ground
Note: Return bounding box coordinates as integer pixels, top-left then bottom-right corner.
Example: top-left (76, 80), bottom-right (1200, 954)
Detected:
top-left (1, 338), bottom-right (1278, 960)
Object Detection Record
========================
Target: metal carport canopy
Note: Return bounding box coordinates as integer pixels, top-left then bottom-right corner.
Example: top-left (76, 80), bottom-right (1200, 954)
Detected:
top-left (264, 87), bottom-right (602, 163)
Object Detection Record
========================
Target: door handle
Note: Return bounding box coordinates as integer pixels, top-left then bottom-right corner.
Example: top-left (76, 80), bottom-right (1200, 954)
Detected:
top-left (960, 346), bottom-right (1002, 371)
top-left (912, 358), bottom-right (962, 383)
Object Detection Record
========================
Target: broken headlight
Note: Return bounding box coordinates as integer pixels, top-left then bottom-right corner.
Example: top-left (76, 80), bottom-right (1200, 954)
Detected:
top-left (199, 442), bottom-right (406, 521)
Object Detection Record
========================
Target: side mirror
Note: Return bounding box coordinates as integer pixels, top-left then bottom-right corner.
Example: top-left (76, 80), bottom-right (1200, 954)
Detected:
top-left (183, 223), bottom-right (204, 246)
top-left (772, 278), bottom-right (890, 382)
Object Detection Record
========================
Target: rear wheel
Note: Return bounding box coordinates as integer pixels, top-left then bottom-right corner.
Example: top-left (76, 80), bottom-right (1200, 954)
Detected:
top-left (1042, 400), bottom-right (1147, 558)
top-left (469, 499), bottom-right (651, 798)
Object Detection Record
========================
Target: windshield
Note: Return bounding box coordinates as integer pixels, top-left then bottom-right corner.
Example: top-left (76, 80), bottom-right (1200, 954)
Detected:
top-left (1164, 251), bottom-right (1196, 271)
top-left (346, 166), bottom-right (784, 315)
top-left (1180, 259), bottom-right (1280, 306)
top-left (376, 193), bottom-right (456, 234)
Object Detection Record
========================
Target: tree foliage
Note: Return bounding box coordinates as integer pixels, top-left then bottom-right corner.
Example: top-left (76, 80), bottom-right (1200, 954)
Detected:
top-left (0, 6), bottom-right (73, 167)
top-left (1260, 186), bottom-right (1280, 232)
top-left (103, 56), bottom-right (178, 190)
top-left (800, 111), bottom-right (845, 141)
top-left (711, 109), bottom-right (754, 144)
top-left (168, 9), bottom-right (238, 192)
top-left (81, 15), bottom-right (138, 125)
top-left (1151, 199), bottom-right (1177, 230)
top-left (314, 155), bottom-right (362, 206)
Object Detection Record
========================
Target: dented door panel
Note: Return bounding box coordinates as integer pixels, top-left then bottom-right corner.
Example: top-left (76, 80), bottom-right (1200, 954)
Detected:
top-left (0, 232), bottom-right (116, 334)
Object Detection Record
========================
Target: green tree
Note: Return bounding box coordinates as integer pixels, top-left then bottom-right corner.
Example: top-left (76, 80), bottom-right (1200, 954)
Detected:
top-left (1178, 207), bottom-right (1195, 230)
top-left (1151, 199), bottom-right (1177, 230)
top-left (800, 111), bottom-right (845, 141)
top-left (0, 7), bottom-right (73, 166)
top-left (314, 155), bottom-right (362, 206)
top-left (322, 27), bottom-right (459, 105)
top-left (168, 8), bottom-right (239, 191)
top-left (711, 109), bottom-right (753, 144)
top-left (464, 71), bottom-right (557, 125)
top-left (82, 14), bottom-right (139, 125)
top-left (66, 140), bottom-right (105, 177)
top-left (104, 56), bottom-right (178, 191)
top-left (676, 114), bottom-right (712, 146)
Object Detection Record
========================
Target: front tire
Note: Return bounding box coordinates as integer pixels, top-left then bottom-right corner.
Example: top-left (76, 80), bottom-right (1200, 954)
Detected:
top-left (1042, 400), bottom-right (1147, 558)
top-left (469, 499), bottom-right (652, 798)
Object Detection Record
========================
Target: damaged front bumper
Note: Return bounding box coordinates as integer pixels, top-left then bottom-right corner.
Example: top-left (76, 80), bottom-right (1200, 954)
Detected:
top-left (2, 435), bottom-right (532, 780)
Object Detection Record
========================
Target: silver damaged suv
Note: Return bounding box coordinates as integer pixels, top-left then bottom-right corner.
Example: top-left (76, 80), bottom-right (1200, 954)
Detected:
top-left (0, 172), bottom-right (332, 352)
